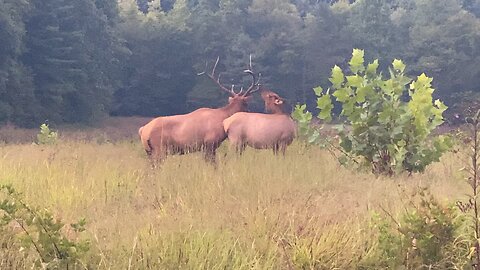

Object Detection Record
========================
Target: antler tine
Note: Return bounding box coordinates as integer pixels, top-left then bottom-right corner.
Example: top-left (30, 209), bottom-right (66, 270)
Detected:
top-left (210, 56), bottom-right (220, 77)
top-left (196, 61), bottom-right (208, 76)
top-left (204, 56), bottom-right (236, 96)
top-left (238, 86), bottom-right (244, 95)
top-left (242, 69), bottom-right (261, 97)
top-left (231, 84), bottom-right (238, 95)
top-left (249, 54), bottom-right (252, 71)
top-left (241, 54), bottom-right (261, 96)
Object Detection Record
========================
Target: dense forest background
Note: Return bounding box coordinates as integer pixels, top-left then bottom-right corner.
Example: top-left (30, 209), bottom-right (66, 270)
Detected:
top-left (1, 0), bottom-right (480, 127)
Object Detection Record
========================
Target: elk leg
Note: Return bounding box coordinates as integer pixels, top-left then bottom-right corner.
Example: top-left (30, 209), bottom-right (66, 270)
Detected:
top-left (150, 146), bottom-right (167, 169)
top-left (204, 146), bottom-right (217, 166)
top-left (236, 143), bottom-right (246, 155)
top-left (272, 143), bottom-right (280, 155)
top-left (228, 137), bottom-right (245, 155)
top-left (280, 143), bottom-right (287, 156)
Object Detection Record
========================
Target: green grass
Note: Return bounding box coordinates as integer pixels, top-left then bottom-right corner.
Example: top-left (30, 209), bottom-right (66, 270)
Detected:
top-left (0, 134), bottom-right (470, 269)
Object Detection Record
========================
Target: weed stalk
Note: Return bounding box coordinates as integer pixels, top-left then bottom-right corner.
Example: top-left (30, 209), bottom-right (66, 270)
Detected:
top-left (457, 109), bottom-right (480, 269)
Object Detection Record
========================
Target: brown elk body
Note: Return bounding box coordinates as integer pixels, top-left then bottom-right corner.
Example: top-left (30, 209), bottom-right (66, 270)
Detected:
top-left (138, 58), bottom-right (260, 164)
top-left (223, 89), bottom-right (296, 155)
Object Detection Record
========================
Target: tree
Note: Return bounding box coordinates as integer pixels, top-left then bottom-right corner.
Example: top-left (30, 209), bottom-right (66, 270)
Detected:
top-left (404, 0), bottom-right (480, 100)
top-left (23, 0), bottom-right (125, 124)
top-left (347, 0), bottom-right (405, 63)
top-left (113, 0), bottom-right (195, 116)
top-left (293, 49), bottom-right (452, 175)
top-left (462, 0), bottom-right (480, 16)
top-left (244, 0), bottom-right (305, 102)
top-left (0, 0), bottom-right (38, 126)
top-left (136, 0), bottom-right (150, 13)
top-left (301, 2), bottom-right (353, 107)
top-left (2, 0), bottom-right (480, 127)
top-left (95, 0), bottom-right (120, 23)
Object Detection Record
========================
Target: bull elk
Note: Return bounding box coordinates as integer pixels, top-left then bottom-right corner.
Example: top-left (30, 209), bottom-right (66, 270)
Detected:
top-left (223, 89), bottom-right (296, 155)
top-left (138, 57), bottom-right (261, 165)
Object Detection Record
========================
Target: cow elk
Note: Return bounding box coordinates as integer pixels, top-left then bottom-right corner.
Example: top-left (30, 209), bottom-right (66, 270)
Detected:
top-left (223, 89), bottom-right (296, 155)
top-left (138, 57), bottom-right (261, 165)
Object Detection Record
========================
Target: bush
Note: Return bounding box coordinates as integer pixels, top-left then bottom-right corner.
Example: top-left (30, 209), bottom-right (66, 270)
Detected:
top-left (0, 185), bottom-right (90, 269)
top-left (368, 188), bottom-right (469, 269)
top-left (293, 49), bottom-right (452, 176)
top-left (36, 123), bottom-right (58, 145)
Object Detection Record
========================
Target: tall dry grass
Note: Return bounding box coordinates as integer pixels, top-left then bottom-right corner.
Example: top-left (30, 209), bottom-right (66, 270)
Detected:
top-left (0, 130), bottom-right (470, 269)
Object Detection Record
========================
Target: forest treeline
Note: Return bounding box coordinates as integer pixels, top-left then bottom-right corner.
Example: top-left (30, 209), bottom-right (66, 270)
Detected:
top-left (1, 0), bottom-right (480, 127)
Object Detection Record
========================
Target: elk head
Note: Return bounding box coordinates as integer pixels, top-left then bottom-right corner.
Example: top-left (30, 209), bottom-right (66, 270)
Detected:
top-left (261, 89), bottom-right (289, 114)
top-left (200, 56), bottom-right (261, 112)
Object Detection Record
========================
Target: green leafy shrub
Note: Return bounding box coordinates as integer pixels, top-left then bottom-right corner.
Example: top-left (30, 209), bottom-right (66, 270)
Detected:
top-left (36, 123), bottom-right (58, 145)
top-left (0, 185), bottom-right (90, 269)
top-left (293, 49), bottom-right (452, 176)
top-left (291, 104), bottom-right (319, 145)
top-left (368, 188), bottom-right (469, 269)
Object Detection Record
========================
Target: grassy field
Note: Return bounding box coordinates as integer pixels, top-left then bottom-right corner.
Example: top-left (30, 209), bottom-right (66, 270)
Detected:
top-left (0, 119), bottom-right (471, 269)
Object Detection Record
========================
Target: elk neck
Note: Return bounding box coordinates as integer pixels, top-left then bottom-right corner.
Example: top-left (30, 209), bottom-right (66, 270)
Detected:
top-left (268, 103), bottom-right (292, 116)
top-left (220, 101), bottom-right (247, 117)
top-left (269, 106), bottom-right (286, 115)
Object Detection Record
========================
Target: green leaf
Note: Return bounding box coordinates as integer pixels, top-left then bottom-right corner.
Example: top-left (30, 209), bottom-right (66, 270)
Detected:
top-left (382, 79), bottom-right (395, 96)
top-left (392, 125), bottom-right (403, 137)
top-left (393, 145), bottom-right (407, 172)
top-left (366, 59), bottom-right (379, 76)
top-left (317, 94), bottom-right (332, 110)
top-left (330, 65), bottom-right (344, 88)
top-left (349, 49), bottom-right (365, 74)
top-left (434, 99), bottom-right (447, 113)
top-left (397, 139), bottom-right (406, 147)
top-left (292, 105), bottom-right (312, 123)
top-left (392, 59), bottom-right (406, 73)
top-left (332, 87), bottom-right (351, 102)
top-left (308, 130), bottom-right (320, 144)
top-left (317, 94), bottom-right (333, 122)
top-left (318, 108), bottom-right (332, 122)
top-left (356, 86), bottom-right (373, 103)
top-left (378, 110), bottom-right (392, 125)
top-left (341, 99), bottom-right (355, 116)
top-left (313, 86), bottom-right (324, 96)
top-left (346, 75), bottom-right (363, 88)
top-left (411, 73), bottom-right (433, 91)
top-left (340, 137), bottom-right (353, 152)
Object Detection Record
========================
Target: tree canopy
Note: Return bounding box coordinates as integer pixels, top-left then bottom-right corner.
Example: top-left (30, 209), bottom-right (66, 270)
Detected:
top-left (0, 0), bottom-right (479, 127)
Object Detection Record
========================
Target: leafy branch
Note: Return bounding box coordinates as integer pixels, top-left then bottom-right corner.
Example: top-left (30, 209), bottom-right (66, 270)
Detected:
top-left (0, 184), bottom-right (89, 269)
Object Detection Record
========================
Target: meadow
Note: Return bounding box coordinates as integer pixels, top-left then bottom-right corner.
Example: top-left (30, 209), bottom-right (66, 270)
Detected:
top-left (0, 118), bottom-right (471, 269)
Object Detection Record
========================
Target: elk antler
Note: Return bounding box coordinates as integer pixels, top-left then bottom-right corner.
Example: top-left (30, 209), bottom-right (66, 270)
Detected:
top-left (199, 57), bottom-right (241, 97)
top-left (241, 54), bottom-right (261, 97)
top-left (199, 55), bottom-right (261, 97)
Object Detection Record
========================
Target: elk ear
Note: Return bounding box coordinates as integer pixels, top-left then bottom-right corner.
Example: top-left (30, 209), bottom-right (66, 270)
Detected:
top-left (228, 97), bottom-right (233, 102)
top-left (244, 95), bottom-right (253, 102)
top-left (274, 99), bottom-right (284, 105)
